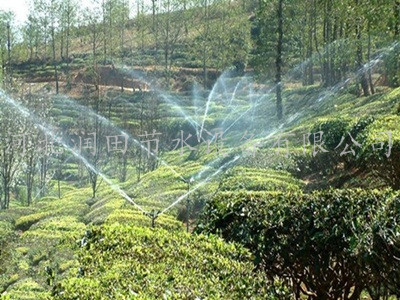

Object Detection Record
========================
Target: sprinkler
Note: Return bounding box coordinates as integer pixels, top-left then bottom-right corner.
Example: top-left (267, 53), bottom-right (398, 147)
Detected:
top-left (181, 177), bottom-right (195, 233)
top-left (145, 210), bottom-right (160, 228)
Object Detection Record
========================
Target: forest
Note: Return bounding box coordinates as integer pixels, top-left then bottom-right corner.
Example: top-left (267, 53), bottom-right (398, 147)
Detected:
top-left (0, 0), bottom-right (399, 299)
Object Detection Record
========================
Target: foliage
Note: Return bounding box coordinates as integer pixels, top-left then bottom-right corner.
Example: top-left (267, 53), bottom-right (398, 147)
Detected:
top-left (105, 208), bottom-right (184, 231)
top-left (359, 114), bottom-right (400, 189)
top-left (310, 118), bottom-right (351, 149)
top-left (1, 278), bottom-right (50, 300)
top-left (196, 188), bottom-right (400, 298)
top-left (15, 212), bottom-right (50, 231)
top-left (53, 224), bottom-right (289, 299)
top-left (219, 166), bottom-right (303, 192)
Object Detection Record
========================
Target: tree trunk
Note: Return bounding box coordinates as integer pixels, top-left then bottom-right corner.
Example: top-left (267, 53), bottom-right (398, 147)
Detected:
top-left (395, 0), bottom-right (400, 38)
top-left (51, 24), bottom-right (59, 94)
top-left (109, 0), bottom-right (113, 60)
top-left (276, 0), bottom-right (284, 120)
top-left (313, 0), bottom-right (322, 74)
top-left (183, 0), bottom-right (188, 36)
top-left (137, 94), bottom-right (144, 182)
top-left (306, 0), bottom-right (314, 85)
top-left (202, 0), bottom-right (209, 88)
top-left (322, 0), bottom-right (333, 87)
top-left (60, 25), bottom-right (64, 60)
top-left (331, 15), bottom-right (338, 84)
top-left (103, 0), bottom-right (107, 64)
top-left (164, 0), bottom-right (171, 86)
top-left (355, 1), bottom-right (370, 97)
top-left (1, 37), bottom-right (5, 87)
top-left (152, 0), bottom-right (157, 50)
top-left (26, 155), bottom-right (35, 206)
top-left (66, 8), bottom-right (70, 59)
top-left (40, 156), bottom-right (48, 197)
top-left (6, 22), bottom-right (11, 79)
top-left (29, 24), bottom-right (34, 61)
top-left (367, 22), bottom-right (375, 94)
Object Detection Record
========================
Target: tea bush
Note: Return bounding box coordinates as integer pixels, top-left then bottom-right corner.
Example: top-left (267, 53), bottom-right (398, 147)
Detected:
top-left (196, 189), bottom-right (400, 298)
top-left (53, 224), bottom-right (290, 299)
top-left (219, 167), bottom-right (303, 192)
top-left (359, 115), bottom-right (400, 189)
top-left (105, 208), bottom-right (184, 231)
top-left (1, 278), bottom-right (50, 300)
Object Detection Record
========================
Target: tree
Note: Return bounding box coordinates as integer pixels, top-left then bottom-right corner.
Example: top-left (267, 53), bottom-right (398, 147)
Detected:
top-left (275, 0), bottom-right (283, 120)
top-left (151, 0), bottom-right (158, 50)
top-left (32, 0), bottom-right (50, 59)
top-left (252, 0), bottom-right (295, 119)
top-left (191, 0), bottom-right (250, 87)
top-left (354, 0), bottom-right (370, 97)
top-left (60, 0), bottom-right (77, 60)
top-left (0, 96), bottom-right (26, 209)
top-left (49, 0), bottom-right (60, 94)
top-left (300, 0), bottom-right (315, 86)
top-left (0, 11), bottom-right (14, 88)
top-left (115, 0), bottom-right (129, 56)
top-left (158, 0), bottom-right (184, 86)
top-left (23, 15), bottom-right (39, 61)
top-left (24, 89), bottom-right (39, 206)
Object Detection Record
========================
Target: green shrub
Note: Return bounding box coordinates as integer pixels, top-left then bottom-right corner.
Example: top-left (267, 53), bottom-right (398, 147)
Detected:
top-left (15, 212), bottom-right (50, 231)
top-left (311, 118), bottom-right (351, 149)
top-left (0, 220), bottom-right (15, 256)
top-left (216, 166), bottom-right (303, 193)
top-left (84, 197), bottom-right (125, 225)
top-left (105, 209), bottom-right (184, 231)
top-left (2, 278), bottom-right (50, 300)
top-left (291, 118), bottom-right (352, 176)
top-left (196, 189), bottom-right (400, 299)
top-left (359, 115), bottom-right (400, 189)
top-left (384, 45), bottom-right (400, 87)
top-left (53, 224), bottom-right (289, 299)
top-left (367, 194), bottom-right (400, 297)
top-left (294, 116), bottom-right (375, 176)
top-left (0, 221), bottom-right (14, 240)
top-left (349, 116), bottom-right (375, 139)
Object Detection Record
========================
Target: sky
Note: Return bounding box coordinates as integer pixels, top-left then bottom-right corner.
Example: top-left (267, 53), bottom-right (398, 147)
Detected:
top-left (0, 0), bottom-right (29, 25)
top-left (0, 0), bottom-right (102, 25)
top-left (0, 0), bottom-right (151, 26)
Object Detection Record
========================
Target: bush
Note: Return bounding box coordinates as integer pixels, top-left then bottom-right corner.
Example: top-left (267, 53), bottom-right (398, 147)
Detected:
top-left (2, 278), bottom-right (50, 300)
top-left (359, 115), bottom-right (400, 189)
top-left (53, 224), bottom-right (289, 299)
top-left (294, 117), bottom-right (375, 176)
top-left (15, 212), bottom-right (50, 231)
top-left (384, 45), bottom-right (400, 87)
top-left (196, 189), bottom-right (400, 299)
top-left (349, 116), bottom-right (375, 139)
top-left (311, 118), bottom-right (350, 149)
top-left (367, 194), bottom-right (400, 297)
top-left (293, 118), bottom-right (352, 176)
top-left (105, 209), bottom-right (184, 231)
top-left (218, 167), bottom-right (303, 192)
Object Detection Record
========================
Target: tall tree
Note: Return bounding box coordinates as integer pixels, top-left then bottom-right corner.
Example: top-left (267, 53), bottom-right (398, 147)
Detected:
top-left (0, 99), bottom-right (25, 209)
top-left (49, 0), bottom-right (60, 94)
top-left (0, 12), bottom-right (12, 87)
top-left (354, 0), bottom-right (370, 96)
top-left (60, 0), bottom-right (77, 60)
top-left (275, 0), bottom-right (283, 120)
top-left (0, 11), bottom-right (14, 87)
top-left (159, 0), bottom-right (184, 86)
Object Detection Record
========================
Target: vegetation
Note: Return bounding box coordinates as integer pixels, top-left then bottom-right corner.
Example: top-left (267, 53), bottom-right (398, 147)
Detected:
top-left (0, 0), bottom-right (399, 298)
top-left (53, 224), bottom-right (288, 299)
top-left (197, 189), bottom-right (400, 298)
